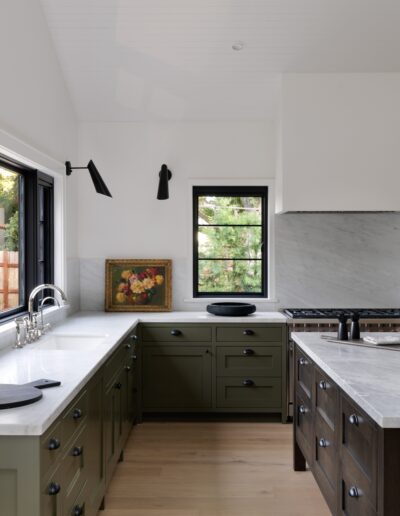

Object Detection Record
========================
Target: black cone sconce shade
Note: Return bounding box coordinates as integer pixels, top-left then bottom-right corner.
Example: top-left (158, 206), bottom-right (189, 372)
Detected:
top-left (157, 164), bottom-right (172, 200)
top-left (65, 160), bottom-right (112, 197)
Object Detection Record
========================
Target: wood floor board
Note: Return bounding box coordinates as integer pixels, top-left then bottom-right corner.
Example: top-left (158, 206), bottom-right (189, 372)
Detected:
top-left (99, 422), bottom-right (330, 516)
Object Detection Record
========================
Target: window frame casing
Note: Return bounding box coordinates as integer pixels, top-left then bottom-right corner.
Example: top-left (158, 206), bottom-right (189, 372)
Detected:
top-left (192, 185), bottom-right (268, 298)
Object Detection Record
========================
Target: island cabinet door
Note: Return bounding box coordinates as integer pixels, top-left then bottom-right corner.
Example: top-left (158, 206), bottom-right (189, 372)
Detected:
top-left (142, 346), bottom-right (212, 410)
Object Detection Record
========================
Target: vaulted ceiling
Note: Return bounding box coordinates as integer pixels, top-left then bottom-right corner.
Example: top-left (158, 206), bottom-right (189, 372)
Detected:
top-left (40, 0), bottom-right (400, 121)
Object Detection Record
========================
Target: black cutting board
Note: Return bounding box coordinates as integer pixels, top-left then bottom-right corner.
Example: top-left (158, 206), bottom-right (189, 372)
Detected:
top-left (0, 379), bottom-right (61, 409)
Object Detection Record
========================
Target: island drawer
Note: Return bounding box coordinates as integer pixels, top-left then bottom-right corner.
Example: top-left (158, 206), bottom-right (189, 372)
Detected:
top-left (141, 325), bottom-right (212, 342)
top-left (315, 367), bottom-right (339, 430)
top-left (216, 345), bottom-right (282, 377)
top-left (295, 347), bottom-right (313, 400)
top-left (216, 377), bottom-right (281, 409)
top-left (216, 326), bottom-right (283, 343)
top-left (341, 395), bottom-right (378, 486)
top-left (295, 391), bottom-right (313, 466)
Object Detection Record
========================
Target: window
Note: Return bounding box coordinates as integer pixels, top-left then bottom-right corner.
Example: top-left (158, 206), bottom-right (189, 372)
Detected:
top-left (193, 186), bottom-right (268, 297)
top-left (0, 156), bottom-right (54, 320)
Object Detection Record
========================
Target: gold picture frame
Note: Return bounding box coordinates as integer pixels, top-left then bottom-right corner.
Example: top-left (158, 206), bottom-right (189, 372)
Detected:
top-left (105, 259), bottom-right (172, 312)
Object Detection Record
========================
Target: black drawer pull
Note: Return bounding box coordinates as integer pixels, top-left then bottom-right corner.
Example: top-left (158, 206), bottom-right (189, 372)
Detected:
top-left (243, 329), bottom-right (254, 336)
top-left (73, 505), bottom-right (84, 516)
top-left (125, 365), bottom-right (131, 371)
top-left (298, 405), bottom-right (307, 415)
top-left (130, 334), bottom-right (138, 340)
top-left (48, 482), bottom-right (61, 496)
top-left (48, 438), bottom-right (61, 451)
top-left (72, 446), bottom-right (83, 457)
top-left (170, 329), bottom-right (182, 336)
top-left (132, 354), bottom-right (137, 360)
top-left (299, 357), bottom-right (308, 366)
top-left (125, 343), bottom-right (132, 349)
top-left (72, 408), bottom-right (83, 420)
top-left (318, 380), bottom-right (327, 390)
top-left (348, 486), bottom-right (360, 498)
top-left (114, 382), bottom-right (122, 390)
top-left (242, 379), bottom-right (254, 387)
top-left (242, 348), bottom-right (255, 356)
top-left (349, 414), bottom-right (359, 426)
top-left (318, 438), bottom-right (329, 448)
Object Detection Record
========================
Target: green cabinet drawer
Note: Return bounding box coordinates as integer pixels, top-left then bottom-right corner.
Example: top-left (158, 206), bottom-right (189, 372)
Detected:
top-left (41, 421), bottom-right (63, 478)
top-left (61, 389), bottom-right (88, 446)
top-left (104, 338), bottom-right (132, 388)
top-left (216, 345), bottom-right (282, 377)
top-left (216, 325), bottom-right (283, 342)
top-left (216, 377), bottom-right (281, 409)
top-left (141, 325), bottom-right (212, 342)
top-left (143, 345), bottom-right (212, 410)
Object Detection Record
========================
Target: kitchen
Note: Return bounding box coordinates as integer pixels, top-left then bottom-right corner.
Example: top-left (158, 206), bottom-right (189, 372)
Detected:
top-left (1, 1), bottom-right (400, 515)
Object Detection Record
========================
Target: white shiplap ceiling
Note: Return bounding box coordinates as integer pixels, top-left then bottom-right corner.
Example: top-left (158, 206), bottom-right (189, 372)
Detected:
top-left (40, 0), bottom-right (400, 121)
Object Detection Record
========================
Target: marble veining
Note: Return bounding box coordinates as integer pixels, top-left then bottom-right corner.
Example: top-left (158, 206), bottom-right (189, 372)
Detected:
top-left (292, 331), bottom-right (400, 427)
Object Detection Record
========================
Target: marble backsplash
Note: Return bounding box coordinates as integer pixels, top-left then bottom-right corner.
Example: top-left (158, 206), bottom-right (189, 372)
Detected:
top-left (79, 213), bottom-right (400, 311)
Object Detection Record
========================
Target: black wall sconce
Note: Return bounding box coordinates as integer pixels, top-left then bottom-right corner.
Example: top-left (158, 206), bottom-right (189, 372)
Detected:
top-left (65, 160), bottom-right (112, 197)
top-left (157, 164), bottom-right (172, 200)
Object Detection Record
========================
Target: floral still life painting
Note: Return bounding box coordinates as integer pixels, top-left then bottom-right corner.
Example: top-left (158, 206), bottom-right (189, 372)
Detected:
top-left (105, 259), bottom-right (172, 311)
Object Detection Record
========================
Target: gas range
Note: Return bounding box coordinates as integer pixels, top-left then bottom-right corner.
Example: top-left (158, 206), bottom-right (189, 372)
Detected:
top-left (284, 308), bottom-right (400, 320)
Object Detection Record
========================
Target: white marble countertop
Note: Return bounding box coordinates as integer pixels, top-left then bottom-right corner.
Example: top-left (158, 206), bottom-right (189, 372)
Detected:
top-left (292, 332), bottom-right (400, 428)
top-left (0, 310), bottom-right (286, 436)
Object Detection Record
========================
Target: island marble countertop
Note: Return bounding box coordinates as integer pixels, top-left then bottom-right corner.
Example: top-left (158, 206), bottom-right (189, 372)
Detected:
top-left (0, 310), bottom-right (286, 436)
top-left (292, 331), bottom-right (400, 428)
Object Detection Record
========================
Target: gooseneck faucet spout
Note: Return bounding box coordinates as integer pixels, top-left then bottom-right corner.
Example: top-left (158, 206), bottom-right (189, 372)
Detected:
top-left (28, 284), bottom-right (68, 321)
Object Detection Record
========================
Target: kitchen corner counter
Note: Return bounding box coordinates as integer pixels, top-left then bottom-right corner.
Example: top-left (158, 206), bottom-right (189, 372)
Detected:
top-left (0, 310), bottom-right (286, 436)
top-left (292, 331), bottom-right (400, 428)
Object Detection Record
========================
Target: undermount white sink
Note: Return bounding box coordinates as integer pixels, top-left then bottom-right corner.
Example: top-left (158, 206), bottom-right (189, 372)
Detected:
top-left (31, 333), bottom-right (108, 351)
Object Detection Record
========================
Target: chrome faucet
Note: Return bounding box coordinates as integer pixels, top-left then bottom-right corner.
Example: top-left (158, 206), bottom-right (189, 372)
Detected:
top-left (14, 284), bottom-right (68, 347)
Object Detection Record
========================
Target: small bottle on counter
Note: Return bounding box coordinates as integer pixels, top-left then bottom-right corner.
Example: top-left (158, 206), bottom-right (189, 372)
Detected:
top-left (350, 311), bottom-right (360, 340)
top-left (337, 313), bottom-right (349, 340)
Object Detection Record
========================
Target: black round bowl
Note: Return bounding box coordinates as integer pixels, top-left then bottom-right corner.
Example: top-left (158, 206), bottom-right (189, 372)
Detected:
top-left (206, 302), bottom-right (256, 317)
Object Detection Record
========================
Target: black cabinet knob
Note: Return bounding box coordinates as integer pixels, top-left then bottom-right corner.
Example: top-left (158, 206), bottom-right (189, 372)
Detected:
top-left (348, 486), bottom-right (359, 498)
top-left (242, 348), bottom-right (254, 356)
top-left (48, 482), bottom-right (61, 496)
top-left (48, 438), bottom-right (61, 451)
top-left (242, 379), bottom-right (254, 387)
top-left (131, 354), bottom-right (137, 360)
top-left (318, 438), bottom-right (329, 448)
top-left (72, 408), bottom-right (83, 420)
top-left (125, 343), bottom-right (132, 349)
top-left (130, 334), bottom-right (138, 341)
top-left (114, 382), bottom-right (122, 390)
top-left (349, 414), bottom-right (359, 426)
top-left (243, 329), bottom-right (254, 336)
top-left (318, 380), bottom-right (327, 390)
top-left (72, 446), bottom-right (83, 457)
top-left (299, 357), bottom-right (308, 366)
top-left (125, 365), bottom-right (131, 371)
top-left (298, 405), bottom-right (307, 415)
top-left (170, 329), bottom-right (182, 336)
top-left (73, 505), bottom-right (84, 516)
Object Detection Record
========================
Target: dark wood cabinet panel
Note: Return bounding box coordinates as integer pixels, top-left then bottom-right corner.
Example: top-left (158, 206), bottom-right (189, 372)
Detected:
top-left (315, 368), bottom-right (339, 431)
top-left (296, 348), bottom-right (313, 400)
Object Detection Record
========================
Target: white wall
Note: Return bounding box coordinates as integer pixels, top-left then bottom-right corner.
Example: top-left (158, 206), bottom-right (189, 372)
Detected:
top-left (0, 0), bottom-right (79, 317)
top-left (276, 73), bottom-right (400, 212)
top-left (78, 121), bottom-right (276, 310)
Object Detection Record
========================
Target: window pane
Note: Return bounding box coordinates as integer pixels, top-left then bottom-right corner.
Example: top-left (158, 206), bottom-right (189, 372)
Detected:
top-left (198, 196), bottom-right (262, 225)
top-left (198, 226), bottom-right (262, 259)
top-left (0, 167), bottom-right (21, 313)
top-left (198, 260), bottom-right (262, 293)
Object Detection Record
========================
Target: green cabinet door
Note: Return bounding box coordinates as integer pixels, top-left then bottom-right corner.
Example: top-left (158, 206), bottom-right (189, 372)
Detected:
top-left (104, 368), bottom-right (124, 486)
top-left (142, 346), bottom-right (212, 411)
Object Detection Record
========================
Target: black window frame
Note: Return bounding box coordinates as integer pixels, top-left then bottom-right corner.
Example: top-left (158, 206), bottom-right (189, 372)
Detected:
top-left (193, 185), bottom-right (268, 298)
top-left (0, 155), bottom-right (54, 322)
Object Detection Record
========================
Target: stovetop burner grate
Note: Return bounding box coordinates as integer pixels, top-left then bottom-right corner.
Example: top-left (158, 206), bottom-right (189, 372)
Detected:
top-left (284, 308), bottom-right (400, 319)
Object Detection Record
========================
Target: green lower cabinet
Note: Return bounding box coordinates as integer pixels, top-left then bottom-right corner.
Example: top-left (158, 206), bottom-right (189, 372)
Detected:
top-left (216, 377), bottom-right (282, 409)
top-left (104, 368), bottom-right (124, 486)
top-left (143, 345), bottom-right (212, 410)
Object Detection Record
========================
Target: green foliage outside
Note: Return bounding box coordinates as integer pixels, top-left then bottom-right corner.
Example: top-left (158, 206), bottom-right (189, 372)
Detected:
top-left (197, 196), bottom-right (263, 293)
top-left (0, 169), bottom-right (19, 252)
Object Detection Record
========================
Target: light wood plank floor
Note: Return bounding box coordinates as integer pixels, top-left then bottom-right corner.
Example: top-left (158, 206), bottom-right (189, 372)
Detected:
top-left (100, 422), bottom-right (330, 516)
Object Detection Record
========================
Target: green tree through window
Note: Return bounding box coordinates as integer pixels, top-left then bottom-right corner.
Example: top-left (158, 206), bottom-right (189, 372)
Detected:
top-left (193, 186), bottom-right (268, 296)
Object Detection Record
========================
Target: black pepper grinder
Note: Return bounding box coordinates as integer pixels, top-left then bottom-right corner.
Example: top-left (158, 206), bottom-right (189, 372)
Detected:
top-left (350, 311), bottom-right (360, 340)
top-left (337, 312), bottom-right (349, 341)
